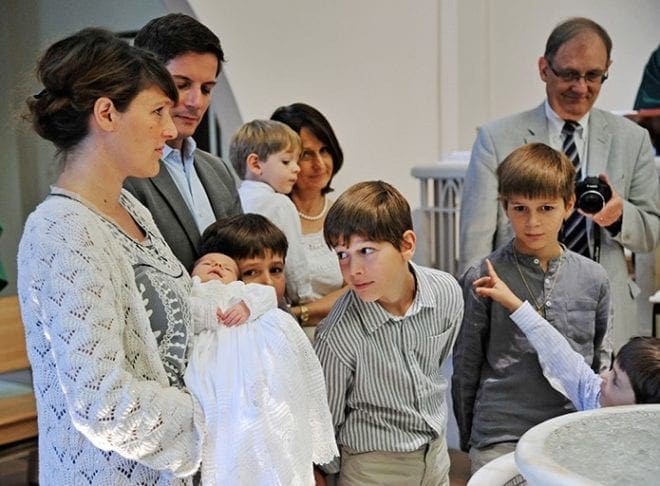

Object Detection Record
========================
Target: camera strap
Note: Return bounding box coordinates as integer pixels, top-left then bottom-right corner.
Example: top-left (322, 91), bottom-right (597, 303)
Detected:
top-left (592, 225), bottom-right (601, 263)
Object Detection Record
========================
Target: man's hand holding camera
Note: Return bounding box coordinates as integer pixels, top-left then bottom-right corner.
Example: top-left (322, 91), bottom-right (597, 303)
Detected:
top-left (575, 173), bottom-right (623, 232)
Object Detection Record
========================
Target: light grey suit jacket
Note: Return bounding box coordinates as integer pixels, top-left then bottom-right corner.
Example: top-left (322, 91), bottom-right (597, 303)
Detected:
top-left (124, 149), bottom-right (242, 272)
top-left (460, 103), bottom-right (660, 347)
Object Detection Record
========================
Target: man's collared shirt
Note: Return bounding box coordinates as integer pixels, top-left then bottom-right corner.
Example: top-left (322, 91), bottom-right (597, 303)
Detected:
top-left (544, 99), bottom-right (591, 178)
top-left (162, 137), bottom-right (216, 234)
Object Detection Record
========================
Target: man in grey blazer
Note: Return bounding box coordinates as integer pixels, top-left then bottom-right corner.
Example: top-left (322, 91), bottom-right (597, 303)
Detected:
top-left (125, 14), bottom-right (242, 271)
top-left (459, 17), bottom-right (660, 348)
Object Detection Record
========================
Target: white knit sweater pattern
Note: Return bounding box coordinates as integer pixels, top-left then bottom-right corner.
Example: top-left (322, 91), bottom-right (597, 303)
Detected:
top-left (17, 189), bottom-right (204, 485)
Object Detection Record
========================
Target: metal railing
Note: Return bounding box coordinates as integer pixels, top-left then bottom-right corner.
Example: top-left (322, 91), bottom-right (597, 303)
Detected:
top-left (411, 155), bottom-right (470, 276)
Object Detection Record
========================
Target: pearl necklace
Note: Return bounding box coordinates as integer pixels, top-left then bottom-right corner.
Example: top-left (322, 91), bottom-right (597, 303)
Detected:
top-left (297, 197), bottom-right (329, 221)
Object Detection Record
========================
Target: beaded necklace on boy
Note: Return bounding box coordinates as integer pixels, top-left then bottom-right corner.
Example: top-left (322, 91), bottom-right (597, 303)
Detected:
top-left (297, 196), bottom-right (329, 221)
top-left (512, 248), bottom-right (563, 316)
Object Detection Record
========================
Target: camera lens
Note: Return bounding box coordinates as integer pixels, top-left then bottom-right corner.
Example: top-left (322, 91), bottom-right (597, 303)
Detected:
top-left (575, 176), bottom-right (612, 214)
top-left (577, 191), bottom-right (606, 213)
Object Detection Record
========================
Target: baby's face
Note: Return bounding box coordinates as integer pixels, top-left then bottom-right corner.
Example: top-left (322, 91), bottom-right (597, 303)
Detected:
top-left (192, 253), bottom-right (239, 284)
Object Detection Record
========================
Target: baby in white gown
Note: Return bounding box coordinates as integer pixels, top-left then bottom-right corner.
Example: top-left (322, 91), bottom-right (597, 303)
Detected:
top-left (184, 252), bottom-right (337, 485)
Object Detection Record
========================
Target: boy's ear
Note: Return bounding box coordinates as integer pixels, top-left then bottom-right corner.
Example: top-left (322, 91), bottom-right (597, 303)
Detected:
top-left (246, 153), bottom-right (262, 177)
top-left (564, 194), bottom-right (576, 218)
top-left (400, 230), bottom-right (416, 261)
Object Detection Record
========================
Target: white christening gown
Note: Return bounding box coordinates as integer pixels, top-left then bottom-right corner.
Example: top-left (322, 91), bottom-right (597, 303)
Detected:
top-left (184, 277), bottom-right (337, 485)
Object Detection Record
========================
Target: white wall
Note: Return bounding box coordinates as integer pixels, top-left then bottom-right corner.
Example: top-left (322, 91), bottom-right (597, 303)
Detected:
top-left (0, 0), bottom-right (168, 295)
top-left (2, 0), bottom-right (658, 296)
top-left (188, 0), bottom-right (441, 206)
top-left (188, 0), bottom-right (660, 206)
top-left (450, 0), bottom-right (660, 150)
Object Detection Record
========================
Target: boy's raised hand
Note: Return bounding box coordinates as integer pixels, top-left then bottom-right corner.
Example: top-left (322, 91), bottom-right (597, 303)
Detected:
top-left (217, 301), bottom-right (251, 327)
top-left (473, 259), bottom-right (524, 312)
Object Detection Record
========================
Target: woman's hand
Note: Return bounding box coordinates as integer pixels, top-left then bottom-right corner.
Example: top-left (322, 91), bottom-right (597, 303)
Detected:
top-left (473, 259), bottom-right (523, 312)
top-left (217, 301), bottom-right (250, 327)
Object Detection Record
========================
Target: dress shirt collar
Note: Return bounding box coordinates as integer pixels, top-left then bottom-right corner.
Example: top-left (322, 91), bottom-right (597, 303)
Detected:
top-left (239, 179), bottom-right (276, 194)
top-left (356, 262), bottom-right (436, 333)
top-left (544, 99), bottom-right (590, 141)
top-left (163, 137), bottom-right (197, 164)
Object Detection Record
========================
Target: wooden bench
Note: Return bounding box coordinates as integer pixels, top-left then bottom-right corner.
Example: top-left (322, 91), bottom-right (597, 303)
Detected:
top-left (0, 295), bottom-right (38, 480)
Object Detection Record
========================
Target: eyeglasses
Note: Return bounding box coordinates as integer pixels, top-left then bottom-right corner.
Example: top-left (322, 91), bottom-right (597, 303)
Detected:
top-left (547, 60), bottom-right (609, 84)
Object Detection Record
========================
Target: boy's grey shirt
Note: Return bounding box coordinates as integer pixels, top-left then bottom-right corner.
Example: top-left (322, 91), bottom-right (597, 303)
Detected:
top-left (314, 262), bottom-right (463, 474)
top-left (459, 103), bottom-right (659, 348)
top-left (452, 239), bottom-right (612, 452)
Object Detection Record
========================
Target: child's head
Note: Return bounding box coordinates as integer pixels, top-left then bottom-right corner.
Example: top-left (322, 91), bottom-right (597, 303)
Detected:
top-left (497, 143), bottom-right (576, 208)
top-left (324, 180), bottom-right (414, 250)
top-left (497, 143), bottom-right (576, 255)
top-left (191, 252), bottom-right (239, 284)
top-left (229, 119), bottom-right (302, 194)
top-left (324, 181), bottom-right (416, 311)
top-left (199, 214), bottom-right (288, 302)
top-left (601, 336), bottom-right (660, 406)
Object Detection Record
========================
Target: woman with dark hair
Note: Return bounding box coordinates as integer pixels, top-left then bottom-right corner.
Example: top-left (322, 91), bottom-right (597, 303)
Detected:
top-left (271, 103), bottom-right (348, 338)
top-left (19, 28), bottom-right (204, 484)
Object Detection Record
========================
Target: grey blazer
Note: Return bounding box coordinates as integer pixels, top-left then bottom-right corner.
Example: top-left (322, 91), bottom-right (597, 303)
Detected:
top-left (459, 103), bottom-right (660, 347)
top-left (124, 149), bottom-right (243, 271)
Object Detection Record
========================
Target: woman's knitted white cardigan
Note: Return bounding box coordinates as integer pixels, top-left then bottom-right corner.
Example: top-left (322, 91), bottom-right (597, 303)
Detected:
top-left (17, 190), bottom-right (204, 485)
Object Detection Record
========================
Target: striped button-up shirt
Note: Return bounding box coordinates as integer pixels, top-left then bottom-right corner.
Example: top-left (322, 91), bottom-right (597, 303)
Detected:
top-left (314, 262), bottom-right (463, 473)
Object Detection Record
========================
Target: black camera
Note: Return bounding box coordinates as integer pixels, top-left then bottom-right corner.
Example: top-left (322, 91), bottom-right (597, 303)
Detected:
top-left (575, 176), bottom-right (612, 214)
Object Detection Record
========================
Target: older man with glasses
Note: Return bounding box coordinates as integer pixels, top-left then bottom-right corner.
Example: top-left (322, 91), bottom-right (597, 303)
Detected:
top-left (458, 17), bottom-right (659, 351)
top-left (455, 17), bottom-right (660, 473)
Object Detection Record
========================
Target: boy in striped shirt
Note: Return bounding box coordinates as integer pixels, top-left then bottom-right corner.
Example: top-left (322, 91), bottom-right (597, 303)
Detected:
top-left (314, 181), bottom-right (463, 485)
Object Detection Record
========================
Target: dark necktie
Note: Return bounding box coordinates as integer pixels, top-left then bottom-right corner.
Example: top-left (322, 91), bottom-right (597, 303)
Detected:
top-left (561, 121), bottom-right (590, 257)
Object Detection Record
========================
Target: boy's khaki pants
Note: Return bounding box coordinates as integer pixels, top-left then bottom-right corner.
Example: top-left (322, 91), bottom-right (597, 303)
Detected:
top-left (337, 435), bottom-right (449, 486)
top-left (468, 441), bottom-right (517, 475)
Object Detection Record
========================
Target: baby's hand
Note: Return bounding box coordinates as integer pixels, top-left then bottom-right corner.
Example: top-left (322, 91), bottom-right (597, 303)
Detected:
top-left (473, 259), bottom-right (523, 312)
top-left (217, 301), bottom-right (251, 327)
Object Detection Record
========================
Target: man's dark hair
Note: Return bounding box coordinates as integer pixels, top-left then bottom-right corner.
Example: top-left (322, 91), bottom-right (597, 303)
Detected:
top-left (616, 336), bottom-right (660, 404)
top-left (199, 214), bottom-right (288, 261)
top-left (134, 13), bottom-right (225, 75)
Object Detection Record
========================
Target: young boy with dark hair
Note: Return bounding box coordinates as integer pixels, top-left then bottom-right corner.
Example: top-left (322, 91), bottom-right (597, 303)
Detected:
top-left (314, 180), bottom-right (463, 485)
top-left (199, 213), bottom-right (289, 307)
top-left (452, 143), bottom-right (614, 473)
top-left (474, 258), bottom-right (660, 409)
top-left (230, 119), bottom-right (313, 305)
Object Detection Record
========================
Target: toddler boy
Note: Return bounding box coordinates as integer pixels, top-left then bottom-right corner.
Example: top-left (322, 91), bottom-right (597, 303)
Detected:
top-left (314, 180), bottom-right (463, 485)
top-left (230, 119), bottom-right (313, 304)
top-left (452, 143), bottom-right (613, 473)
